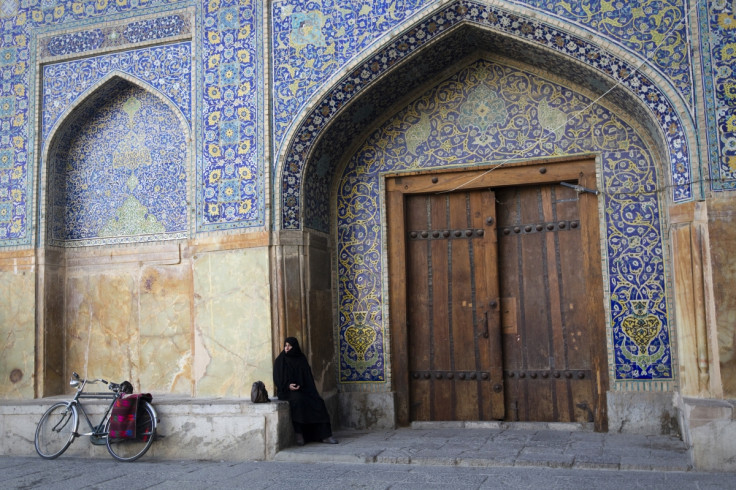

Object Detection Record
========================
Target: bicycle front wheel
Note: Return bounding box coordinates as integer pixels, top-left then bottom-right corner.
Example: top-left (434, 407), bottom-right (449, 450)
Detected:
top-left (106, 400), bottom-right (157, 462)
top-left (35, 402), bottom-right (78, 459)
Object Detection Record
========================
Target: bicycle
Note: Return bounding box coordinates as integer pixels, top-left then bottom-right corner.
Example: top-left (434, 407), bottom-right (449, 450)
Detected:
top-left (34, 372), bottom-right (158, 462)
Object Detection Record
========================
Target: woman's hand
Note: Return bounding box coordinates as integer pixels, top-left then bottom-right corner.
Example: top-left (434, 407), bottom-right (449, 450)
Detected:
top-left (289, 383), bottom-right (300, 391)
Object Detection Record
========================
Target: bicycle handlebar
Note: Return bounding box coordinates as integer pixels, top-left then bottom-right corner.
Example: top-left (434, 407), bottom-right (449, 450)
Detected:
top-left (70, 372), bottom-right (122, 393)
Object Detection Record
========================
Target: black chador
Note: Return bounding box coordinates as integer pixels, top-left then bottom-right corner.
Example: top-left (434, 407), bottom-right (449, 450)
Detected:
top-left (273, 337), bottom-right (337, 444)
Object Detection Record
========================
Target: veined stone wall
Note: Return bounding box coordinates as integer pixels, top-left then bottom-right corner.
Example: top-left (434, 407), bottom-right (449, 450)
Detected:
top-left (0, 253), bottom-right (35, 399)
top-left (30, 244), bottom-right (272, 397)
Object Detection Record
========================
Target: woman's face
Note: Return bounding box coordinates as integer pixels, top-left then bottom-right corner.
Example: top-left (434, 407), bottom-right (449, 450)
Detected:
top-left (284, 342), bottom-right (292, 353)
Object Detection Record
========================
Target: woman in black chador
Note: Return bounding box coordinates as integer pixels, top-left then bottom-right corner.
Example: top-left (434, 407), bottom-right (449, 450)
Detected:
top-left (273, 337), bottom-right (338, 445)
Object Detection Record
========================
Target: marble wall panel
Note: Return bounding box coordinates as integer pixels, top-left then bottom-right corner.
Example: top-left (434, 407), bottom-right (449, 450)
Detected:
top-left (192, 247), bottom-right (272, 396)
top-left (708, 196), bottom-right (736, 397)
top-left (0, 268), bottom-right (34, 398)
top-left (139, 264), bottom-right (193, 394)
top-left (65, 272), bottom-right (139, 386)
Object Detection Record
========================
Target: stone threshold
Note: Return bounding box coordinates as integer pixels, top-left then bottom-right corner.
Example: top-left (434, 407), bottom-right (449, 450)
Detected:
top-left (410, 420), bottom-right (595, 431)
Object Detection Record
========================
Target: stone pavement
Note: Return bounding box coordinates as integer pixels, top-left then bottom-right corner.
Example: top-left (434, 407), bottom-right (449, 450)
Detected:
top-left (276, 422), bottom-right (695, 471)
top-left (4, 424), bottom-right (736, 489)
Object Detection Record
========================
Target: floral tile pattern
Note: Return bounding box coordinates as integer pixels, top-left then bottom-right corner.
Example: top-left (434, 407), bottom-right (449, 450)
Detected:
top-left (700, 1), bottom-right (736, 191)
top-left (271, 0), bottom-right (692, 157)
top-left (199, 0), bottom-right (263, 229)
top-left (280, 1), bottom-right (693, 233)
top-left (336, 60), bottom-right (671, 382)
top-left (42, 42), bottom-right (192, 141)
top-left (47, 81), bottom-right (188, 246)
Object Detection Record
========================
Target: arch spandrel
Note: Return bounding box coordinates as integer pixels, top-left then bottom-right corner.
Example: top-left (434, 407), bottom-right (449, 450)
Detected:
top-left (277, 1), bottom-right (697, 233)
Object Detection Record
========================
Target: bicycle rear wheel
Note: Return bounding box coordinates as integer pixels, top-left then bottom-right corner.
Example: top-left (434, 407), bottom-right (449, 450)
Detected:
top-left (106, 400), bottom-right (157, 462)
top-left (35, 402), bottom-right (78, 459)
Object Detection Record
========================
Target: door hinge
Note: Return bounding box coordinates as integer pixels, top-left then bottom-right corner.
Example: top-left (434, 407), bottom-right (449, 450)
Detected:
top-left (560, 181), bottom-right (599, 195)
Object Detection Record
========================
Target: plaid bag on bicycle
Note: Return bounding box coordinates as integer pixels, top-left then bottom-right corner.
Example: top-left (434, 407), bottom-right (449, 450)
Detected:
top-left (109, 393), bottom-right (153, 439)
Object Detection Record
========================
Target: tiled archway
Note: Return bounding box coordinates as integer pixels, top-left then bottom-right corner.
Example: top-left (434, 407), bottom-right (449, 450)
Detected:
top-left (277, 0), bottom-right (694, 233)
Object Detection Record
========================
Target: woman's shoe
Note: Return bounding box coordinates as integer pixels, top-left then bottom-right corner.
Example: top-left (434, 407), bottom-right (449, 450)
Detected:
top-left (296, 434), bottom-right (305, 446)
top-left (322, 437), bottom-right (338, 444)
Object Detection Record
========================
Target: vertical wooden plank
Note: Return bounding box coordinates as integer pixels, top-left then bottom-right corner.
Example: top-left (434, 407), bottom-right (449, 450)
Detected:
top-left (386, 187), bottom-right (410, 425)
top-left (578, 169), bottom-right (608, 431)
top-left (406, 194), bottom-right (432, 421)
top-left (471, 189), bottom-right (504, 420)
top-left (519, 186), bottom-right (554, 421)
top-left (430, 194), bottom-right (454, 420)
top-left (497, 187), bottom-right (525, 421)
top-left (540, 185), bottom-right (564, 421)
top-left (554, 184), bottom-right (590, 422)
top-left (448, 191), bottom-right (479, 420)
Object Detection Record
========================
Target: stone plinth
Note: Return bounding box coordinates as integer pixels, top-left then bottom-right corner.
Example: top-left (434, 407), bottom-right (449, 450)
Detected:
top-left (678, 396), bottom-right (736, 471)
top-left (0, 397), bottom-right (290, 461)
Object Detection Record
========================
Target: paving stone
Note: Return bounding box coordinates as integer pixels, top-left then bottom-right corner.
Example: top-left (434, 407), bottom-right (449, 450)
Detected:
top-left (3, 456), bottom-right (735, 489)
top-left (514, 450), bottom-right (575, 468)
top-left (7, 426), bottom-right (731, 490)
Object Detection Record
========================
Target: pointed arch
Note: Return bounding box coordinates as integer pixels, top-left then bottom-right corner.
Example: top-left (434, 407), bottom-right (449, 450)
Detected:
top-left (276, 0), bottom-right (697, 232)
top-left (41, 72), bottom-right (191, 247)
top-left (44, 71), bottom-right (191, 155)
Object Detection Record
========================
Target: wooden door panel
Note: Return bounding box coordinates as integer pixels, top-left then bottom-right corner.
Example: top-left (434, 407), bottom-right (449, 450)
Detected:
top-left (430, 193), bottom-right (454, 421)
top-left (472, 190), bottom-right (504, 420)
top-left (406, 190), bottom-right (502, 421)
top-left (449, 192), bottom-right (477, 421)
top-left (497, 184), bottom-right (594, 423)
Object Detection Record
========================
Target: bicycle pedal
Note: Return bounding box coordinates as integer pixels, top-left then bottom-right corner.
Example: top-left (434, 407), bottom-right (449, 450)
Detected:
top-left (90, 435), bottom-right (107, 446)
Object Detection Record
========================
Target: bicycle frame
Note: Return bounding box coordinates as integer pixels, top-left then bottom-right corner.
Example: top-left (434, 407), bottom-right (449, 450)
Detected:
top-left (72, 391), bottom-right (119, 442)
top-left (68, 374), bottom-right (121, 441)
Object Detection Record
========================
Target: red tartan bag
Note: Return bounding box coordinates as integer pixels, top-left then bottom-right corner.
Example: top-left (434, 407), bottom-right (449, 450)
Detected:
top-left (109, 393), bottom-right (152, 439)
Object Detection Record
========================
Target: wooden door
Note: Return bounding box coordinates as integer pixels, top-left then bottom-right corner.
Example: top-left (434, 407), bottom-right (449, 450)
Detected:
top-left (496, 183), bottom-right (595, 423)
top-left (405, 189), bottom-right (504, 421)
top-left (387, 158), bottom-right (607, 429)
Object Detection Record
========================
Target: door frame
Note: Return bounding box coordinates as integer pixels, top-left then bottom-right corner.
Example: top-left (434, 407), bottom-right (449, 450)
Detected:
top-left (385, 155), bottom-right (609, 431)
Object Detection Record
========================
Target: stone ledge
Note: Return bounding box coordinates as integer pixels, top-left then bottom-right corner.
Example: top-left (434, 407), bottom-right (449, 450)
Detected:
top-left (0, 397), bottom-right (291, 462)
top-left (679, 396), bottom-right (736, 471)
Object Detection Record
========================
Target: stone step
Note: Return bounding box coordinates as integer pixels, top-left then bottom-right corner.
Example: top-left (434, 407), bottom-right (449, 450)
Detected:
top-left (274, 425), bottom-right (693, 472)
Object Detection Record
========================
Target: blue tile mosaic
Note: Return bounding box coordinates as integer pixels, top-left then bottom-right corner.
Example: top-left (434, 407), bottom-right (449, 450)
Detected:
top-left (199, 0), bottom-right (264, 230)
top-left (42, 14), bottom-right (190, 58)
top-left (280, 0), bottom-right (694, 234)
top-left (513, 0), bottom-right (692, 105)
top-left (0, 0), bottom-right (264, 245)
top-left (271, 0), bottom-right (693, 164)
top-left (699, 1), bottom-right (736, 191)
top-left (271, 0), bottom-right (432, 153)
top-left (47, 80), bottom-right (188, 245)
top-left (123, 14), bottom-right (186, 43)
top-left (335, 59), bottom-right (671, 383)
top-left (42, 42), bottom-right (192, 141)
top-left (46, 29), bottom-right (105, 57)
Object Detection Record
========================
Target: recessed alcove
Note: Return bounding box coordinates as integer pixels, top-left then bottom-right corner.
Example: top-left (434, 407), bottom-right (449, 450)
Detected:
top-left (39, 76), bottom-right (190, 395)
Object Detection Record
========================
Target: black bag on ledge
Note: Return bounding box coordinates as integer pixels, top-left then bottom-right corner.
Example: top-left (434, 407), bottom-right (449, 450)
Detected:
top-left (251, 380), bottom-right (270, 403)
